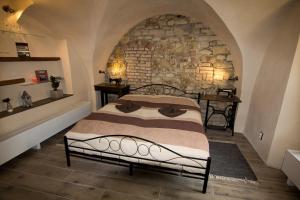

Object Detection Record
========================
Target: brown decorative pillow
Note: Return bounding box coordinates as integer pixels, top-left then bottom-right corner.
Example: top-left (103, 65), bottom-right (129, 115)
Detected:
top-left (115, 102), bottom-right (141, 113)
top-left (158, 105), bottom-right (187, 118)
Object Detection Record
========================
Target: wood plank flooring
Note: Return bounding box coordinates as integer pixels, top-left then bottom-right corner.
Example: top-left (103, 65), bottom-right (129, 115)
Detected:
top-left (0, 129), bottom-right (299, 200)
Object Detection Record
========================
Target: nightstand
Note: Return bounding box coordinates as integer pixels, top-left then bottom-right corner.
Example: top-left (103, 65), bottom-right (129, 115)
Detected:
top-left (94, 83), bottom-right (130, 107)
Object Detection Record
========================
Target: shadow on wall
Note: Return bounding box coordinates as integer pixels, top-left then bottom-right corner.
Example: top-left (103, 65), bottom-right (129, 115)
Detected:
top-left (106, 14), bottom-right (238, 94)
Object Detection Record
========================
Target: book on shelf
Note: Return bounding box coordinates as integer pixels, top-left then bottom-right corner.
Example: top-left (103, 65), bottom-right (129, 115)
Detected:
top-left (16, 42), bottom-right (30, 57)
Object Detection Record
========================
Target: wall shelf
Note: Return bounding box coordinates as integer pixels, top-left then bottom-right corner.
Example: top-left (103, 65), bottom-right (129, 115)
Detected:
top-left (20, 81), bottom-right (50, 86)
top-left (0, 94), bottom-right (73, 119)
top-left (0, 78), bottom-right (25, 86)
top-left (0, 57), bottom-right (61, 62)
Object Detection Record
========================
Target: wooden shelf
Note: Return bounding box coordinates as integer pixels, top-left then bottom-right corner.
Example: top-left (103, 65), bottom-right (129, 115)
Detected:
top-left (20, 81), bottom-right (50, 86)
top-left (0, 94), bottom-right (73, 119)
top-left (0, 57), bottom-right (61, 62)
top-left (0, 78), bottom-right (25, 86)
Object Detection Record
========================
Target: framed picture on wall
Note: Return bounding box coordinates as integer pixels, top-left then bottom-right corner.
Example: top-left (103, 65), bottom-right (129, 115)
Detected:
top-left (16, 42), bottom-right (30, 57)
top-left (35, 70), bottom-right (49, 82)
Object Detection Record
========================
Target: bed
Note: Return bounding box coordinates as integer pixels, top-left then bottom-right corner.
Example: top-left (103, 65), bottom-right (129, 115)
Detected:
top-left (64, 84), bottom-right (211, 193)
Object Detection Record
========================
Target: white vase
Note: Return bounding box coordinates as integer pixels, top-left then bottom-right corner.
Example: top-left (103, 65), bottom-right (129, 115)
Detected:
top-left (50, 89), bottom-right (64, 99)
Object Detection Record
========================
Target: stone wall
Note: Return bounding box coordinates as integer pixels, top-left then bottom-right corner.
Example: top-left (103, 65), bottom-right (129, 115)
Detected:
top-left (107, 14), bottom-right (236, 126)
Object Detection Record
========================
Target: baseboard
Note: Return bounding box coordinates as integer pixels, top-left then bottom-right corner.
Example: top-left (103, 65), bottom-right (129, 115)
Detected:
top-left (0, 101), bottom-right (91, 165)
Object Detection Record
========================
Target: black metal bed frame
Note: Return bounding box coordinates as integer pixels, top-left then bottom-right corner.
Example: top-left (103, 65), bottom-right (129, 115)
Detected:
top-left (64, 84), bottom-right (211, 193)
top-left (130, 83), bottom-right (201, 102)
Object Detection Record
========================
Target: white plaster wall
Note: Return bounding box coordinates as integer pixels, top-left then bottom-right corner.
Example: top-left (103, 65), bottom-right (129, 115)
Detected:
top-left (267, 35), bottom-right (300, 168)
top-left (204, 0), bottom-right (290, 133)
top-left (245, 2), bottom-right (300, 164)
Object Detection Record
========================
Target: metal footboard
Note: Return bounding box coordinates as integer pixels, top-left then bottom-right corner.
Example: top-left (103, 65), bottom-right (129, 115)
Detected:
top-left (64, 135), bottom-right (211, 193)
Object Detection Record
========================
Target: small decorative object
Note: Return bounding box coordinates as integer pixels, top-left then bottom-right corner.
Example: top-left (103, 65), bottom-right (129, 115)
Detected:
top-left (50, 76), bottom-right (61, 90)
top-left (99, 70), bottom-right (110, 83)
top-left (21, 91), bottom-right (33, 107)
top-left (217, 87), bottom-right (237, 97)
top-left (115, 102), bottom-right (141, 113)
top-left (16, 42), bottom-right (30, 57)
top-left (2, 98), bottom-right (13, 112)
top-left (2, 5), bottom-right (16, 13)
top-left (158, 105), bottom-right (187, 118)
top-left (109, 78), bottom-right (122, 86)
top-left (35, 70), bottom-right (48, 82)
top-left (50, 76), bottom-right (63, 99)
top-left (228, 75), bottom-right (239, 81)
top-left (31, 76), bottom-right (38, 84)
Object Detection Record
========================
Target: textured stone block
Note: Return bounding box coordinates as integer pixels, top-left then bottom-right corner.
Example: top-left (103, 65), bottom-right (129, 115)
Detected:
top-left (212, 46), bottom-right (229, 55)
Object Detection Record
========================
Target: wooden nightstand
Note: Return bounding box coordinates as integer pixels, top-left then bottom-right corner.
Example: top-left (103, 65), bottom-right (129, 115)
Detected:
top-left (94, 83), bottom-right (130, 107)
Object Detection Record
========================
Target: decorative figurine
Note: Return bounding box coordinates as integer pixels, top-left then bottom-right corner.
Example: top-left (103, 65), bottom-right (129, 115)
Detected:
top-left (21, 91), bottom-right (33, 107)
top-left (2, 98), bottom-right (13, 112)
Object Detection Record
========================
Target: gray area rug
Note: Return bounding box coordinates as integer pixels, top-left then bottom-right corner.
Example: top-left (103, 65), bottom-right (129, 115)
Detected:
top-left (209, 141), bottom-right (257, 181)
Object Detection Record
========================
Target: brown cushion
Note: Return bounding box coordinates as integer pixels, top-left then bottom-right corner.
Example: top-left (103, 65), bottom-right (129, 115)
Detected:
top-left (158, 105), bottom-right (187, 118)
top-left (115, 102), bottom-right (141, 113)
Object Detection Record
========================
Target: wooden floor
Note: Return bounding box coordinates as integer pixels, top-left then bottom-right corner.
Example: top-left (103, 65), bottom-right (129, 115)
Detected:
top-left (0, 129), bottom-right (299, 200)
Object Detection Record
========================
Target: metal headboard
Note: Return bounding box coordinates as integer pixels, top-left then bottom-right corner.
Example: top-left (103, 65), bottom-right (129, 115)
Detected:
top-left (130, 84), bottom-right (200, 101)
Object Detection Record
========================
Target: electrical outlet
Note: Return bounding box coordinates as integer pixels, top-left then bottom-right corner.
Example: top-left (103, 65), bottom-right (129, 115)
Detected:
top-left (259, 131), bottom-right (264, 141)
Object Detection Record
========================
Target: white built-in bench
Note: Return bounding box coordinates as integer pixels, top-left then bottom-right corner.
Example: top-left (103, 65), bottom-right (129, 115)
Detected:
top-left (282, 149), bottom-right (300, 190)
top-left (0, 101), bottom-right (91, 165)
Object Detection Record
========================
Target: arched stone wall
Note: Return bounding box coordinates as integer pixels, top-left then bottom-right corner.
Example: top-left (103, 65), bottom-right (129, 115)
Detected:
top-left (92, 0), bottom-right (242, 96)
top-left (92, 0), bottom-right (243, 127)
top-left (107, 14), bottom-right (236, 94)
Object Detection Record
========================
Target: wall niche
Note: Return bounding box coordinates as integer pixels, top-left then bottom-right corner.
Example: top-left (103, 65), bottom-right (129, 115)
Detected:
top-left (107, 14), bottom-right (236, 94)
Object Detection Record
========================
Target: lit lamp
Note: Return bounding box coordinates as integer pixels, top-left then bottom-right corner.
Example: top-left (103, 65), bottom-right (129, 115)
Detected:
top-left (217, 74), bottom-right (239, 97)
top-left (108, 59), bottom-right (126, 85)
top-left (212, 67), bottom-right (238, 97)
top-left (213, 71), bottom-right (224, 81)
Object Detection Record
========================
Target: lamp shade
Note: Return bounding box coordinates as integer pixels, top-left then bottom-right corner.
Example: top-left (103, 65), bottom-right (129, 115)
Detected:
top-left (108, 59), bottom-right (126, 79)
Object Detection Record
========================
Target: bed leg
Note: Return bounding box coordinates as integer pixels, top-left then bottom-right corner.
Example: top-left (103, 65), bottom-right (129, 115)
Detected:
top-left (129, 163), bottom-right (133, 176)
top-left (202, 157), bottom-right (211, 193)
top-left (64, 136), bottom-right (71, 167)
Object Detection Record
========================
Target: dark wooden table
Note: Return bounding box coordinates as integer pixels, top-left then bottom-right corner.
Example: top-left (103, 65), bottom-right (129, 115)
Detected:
top-left (202, 95), bottom-right (241, 136)
top-left (94, 83), bottom-right (130, 107)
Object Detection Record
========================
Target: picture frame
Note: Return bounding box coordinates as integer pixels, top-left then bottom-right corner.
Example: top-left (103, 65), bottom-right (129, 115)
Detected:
top-left (35, 70), bottom-right (49, 82)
